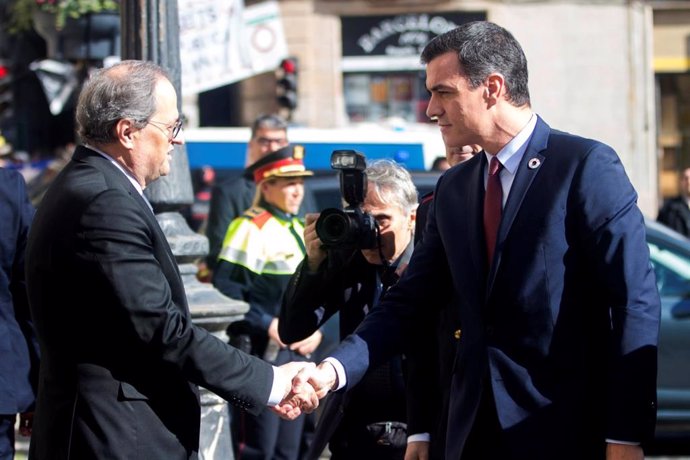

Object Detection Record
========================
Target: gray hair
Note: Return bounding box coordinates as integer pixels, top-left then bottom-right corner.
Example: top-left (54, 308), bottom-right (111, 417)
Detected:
top-left (76, 60), bottom-right (171, 145)
top-left (250, 114), bottom-right (288, 139)
top-left (421, 21), bottom-right (530, 107)
top-left (365, 159), bottom-right (418, 215)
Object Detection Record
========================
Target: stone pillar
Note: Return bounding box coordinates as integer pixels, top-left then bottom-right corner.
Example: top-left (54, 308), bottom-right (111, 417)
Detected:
top-left (120, 1), bottom-right (247, 458)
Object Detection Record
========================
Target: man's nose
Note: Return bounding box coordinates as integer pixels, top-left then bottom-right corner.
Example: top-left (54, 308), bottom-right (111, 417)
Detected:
top-left (172, 131), bottom-right (185, 145)
top-left (426, 95), bottom-right (441, 120)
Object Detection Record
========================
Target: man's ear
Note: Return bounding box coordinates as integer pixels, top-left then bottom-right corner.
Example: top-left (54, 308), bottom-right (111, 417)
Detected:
top-left (116, 118), bottom-right (138, 148)
top-left (485, 73), bottom-right (506, 102)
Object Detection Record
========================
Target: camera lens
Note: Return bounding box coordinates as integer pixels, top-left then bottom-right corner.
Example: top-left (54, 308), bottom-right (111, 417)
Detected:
top-left (315, 208), bottom-right (354, 246)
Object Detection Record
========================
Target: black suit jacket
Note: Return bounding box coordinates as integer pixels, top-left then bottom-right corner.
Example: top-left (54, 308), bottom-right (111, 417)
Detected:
top-left (26, 147), bottom-right (274, 459)
top-left (331, 117), bottom-right (660, 459)
top-left (0, 168), bottom-right (38, 415)
top-left (410, 191), bottom-right (460, 459)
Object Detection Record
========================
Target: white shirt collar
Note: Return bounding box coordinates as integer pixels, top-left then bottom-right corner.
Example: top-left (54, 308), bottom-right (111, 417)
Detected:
top-left (484, 113), bottom-right (538, 175)
top-left (87, 145), bottom-right (144, 196)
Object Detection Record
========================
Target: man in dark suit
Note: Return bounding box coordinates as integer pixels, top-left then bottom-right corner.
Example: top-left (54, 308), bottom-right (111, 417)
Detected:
top-left (25, 60), bottom-right (316, 460)
top-left (409, 144), bottom-right (481, 460)
top-left (657, 167), bottom-right (690, 237)
top-left (0, 168), bottom-right (38, 460)
top-left (294, 22), bottom-right (660, 460)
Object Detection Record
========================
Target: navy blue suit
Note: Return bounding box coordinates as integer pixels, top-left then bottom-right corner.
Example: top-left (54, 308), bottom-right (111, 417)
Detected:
top-left (330, 117), bottom-right (660, 459)
top-left (0, 168), bottom-right (37, 459)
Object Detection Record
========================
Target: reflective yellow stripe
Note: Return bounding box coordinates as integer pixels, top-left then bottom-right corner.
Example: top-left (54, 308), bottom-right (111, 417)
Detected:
top-left (218, 211), bottom-right (305, 275)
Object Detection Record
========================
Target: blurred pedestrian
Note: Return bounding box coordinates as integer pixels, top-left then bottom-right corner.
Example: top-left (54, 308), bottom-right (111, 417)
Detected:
top-left (430, 156), bottom-right (450, 171)
top-left (657, 167), bottom-right (690, 237)
top-left (0, 167), bottom-right (38, 460)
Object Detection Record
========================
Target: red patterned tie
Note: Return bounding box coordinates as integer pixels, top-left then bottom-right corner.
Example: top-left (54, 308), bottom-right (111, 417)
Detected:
top-left (484, 156), bottom-right (503, 265)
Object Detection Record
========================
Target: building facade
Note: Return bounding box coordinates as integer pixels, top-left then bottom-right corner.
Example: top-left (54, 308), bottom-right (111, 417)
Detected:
top-left (230, 0), bottom-right (660, 216)
top-left (653, 2), bottom-right (690, 205)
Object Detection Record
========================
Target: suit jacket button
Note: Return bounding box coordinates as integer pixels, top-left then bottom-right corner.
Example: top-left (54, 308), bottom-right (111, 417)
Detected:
top-left (453, 329), bottom-right (462, 340)
top-left (485, 326), bottom-right (494, 337)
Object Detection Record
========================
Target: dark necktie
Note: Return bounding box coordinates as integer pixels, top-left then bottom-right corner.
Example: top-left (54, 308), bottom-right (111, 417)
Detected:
top-left (484, 156), bottom-right (503, 265)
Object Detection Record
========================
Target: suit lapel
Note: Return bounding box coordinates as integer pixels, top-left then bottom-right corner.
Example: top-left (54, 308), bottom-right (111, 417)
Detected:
top-left (487, 117), bottom-right (550, 292)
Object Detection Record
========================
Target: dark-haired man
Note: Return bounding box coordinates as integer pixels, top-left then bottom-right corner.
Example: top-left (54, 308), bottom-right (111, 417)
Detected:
top-left (297, 21), bottom-right (660, 460)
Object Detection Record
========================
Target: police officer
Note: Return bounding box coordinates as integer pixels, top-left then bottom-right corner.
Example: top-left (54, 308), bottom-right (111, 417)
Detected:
top-left (213, 144), bottom-right (322, 460)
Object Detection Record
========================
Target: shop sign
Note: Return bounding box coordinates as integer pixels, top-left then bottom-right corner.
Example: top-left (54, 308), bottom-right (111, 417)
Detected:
top-left (342, 12), bottom-right (486, 59)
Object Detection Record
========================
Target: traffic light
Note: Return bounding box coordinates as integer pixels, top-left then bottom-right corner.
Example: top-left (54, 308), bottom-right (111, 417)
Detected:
top-left (0, 64), bottom-right (11, 122)
top-left (0, 63), bottom-right (12, 155)
top-left (276, 57), bottom-right (298, 112)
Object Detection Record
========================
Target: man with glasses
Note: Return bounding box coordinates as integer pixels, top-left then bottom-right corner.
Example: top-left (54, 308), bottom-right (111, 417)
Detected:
top-left (280, 160), bottom-right (421, 460)
top-left (206, 114), bottom-right (289, 271)
top-left (24, 60), bottom-right (317, 460)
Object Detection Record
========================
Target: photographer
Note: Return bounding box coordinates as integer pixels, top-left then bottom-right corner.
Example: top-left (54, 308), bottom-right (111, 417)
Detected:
top-left (279, 158), bottom-right (427, 460)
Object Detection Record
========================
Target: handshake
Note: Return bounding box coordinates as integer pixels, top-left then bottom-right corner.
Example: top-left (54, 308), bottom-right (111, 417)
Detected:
top-left (271, 361), bottom-right (338, 420)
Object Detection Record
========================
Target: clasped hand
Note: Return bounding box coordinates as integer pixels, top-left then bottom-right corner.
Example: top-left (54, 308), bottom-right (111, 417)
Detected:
top-left (271, 361), bottom-right (338, 420)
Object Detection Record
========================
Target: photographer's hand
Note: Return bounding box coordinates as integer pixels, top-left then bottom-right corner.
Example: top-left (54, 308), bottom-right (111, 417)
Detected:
top-left (289, 330), bottom-right (323, 357)
top-left (304, 213), bottom-right (328, 272)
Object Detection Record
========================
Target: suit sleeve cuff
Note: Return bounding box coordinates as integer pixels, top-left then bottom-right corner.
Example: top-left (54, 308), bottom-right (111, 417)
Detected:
top-left (605, 439), bottom-right (640, 445)
top-left (267, 366), bottom-right (287, 406)
top-left (323, 357), bottom-right (346, 391)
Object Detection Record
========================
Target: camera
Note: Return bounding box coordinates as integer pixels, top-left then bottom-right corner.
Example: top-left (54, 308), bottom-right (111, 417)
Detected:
top-left (315, 150), bottom-right (378, 249)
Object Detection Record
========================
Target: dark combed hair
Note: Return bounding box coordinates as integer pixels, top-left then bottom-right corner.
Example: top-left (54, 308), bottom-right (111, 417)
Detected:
top-left (421, 21), bottom-right (530, 107)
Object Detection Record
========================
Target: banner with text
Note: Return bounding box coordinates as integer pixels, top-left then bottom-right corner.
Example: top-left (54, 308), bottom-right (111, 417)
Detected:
top-left (179, 0), bottom-right (288, 94)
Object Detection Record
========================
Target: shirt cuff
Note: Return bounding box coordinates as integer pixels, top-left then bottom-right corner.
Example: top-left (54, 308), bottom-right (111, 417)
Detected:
top-left (267, 366), bottom-right (288, 406)
top-left (323, 357), bottom-right (346, 391)
top-left (408, 433), bottom-right (431, 443)
top-left (605, 439), bottom-right (640, 445)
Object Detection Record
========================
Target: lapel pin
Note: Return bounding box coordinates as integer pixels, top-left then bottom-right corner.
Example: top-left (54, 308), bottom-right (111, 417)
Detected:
top-left (528, 158), bottom-right (541, 169)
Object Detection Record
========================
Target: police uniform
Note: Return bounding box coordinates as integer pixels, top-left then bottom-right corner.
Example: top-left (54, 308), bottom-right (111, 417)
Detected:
top-left (212, 145), bottom-right (314, 460)
top-left (216, 204), bottom-right (306, 356)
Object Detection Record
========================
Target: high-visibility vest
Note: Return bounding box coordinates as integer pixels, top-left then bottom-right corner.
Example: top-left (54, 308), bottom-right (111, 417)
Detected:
top-left (219, 206), bottom-right (306, 276)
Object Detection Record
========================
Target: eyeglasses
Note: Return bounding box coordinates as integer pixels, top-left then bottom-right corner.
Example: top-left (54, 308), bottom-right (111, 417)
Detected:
top-left (255, 136), bottom-right (288, 147)
top-left (147, 118), bottom-right (183, 141)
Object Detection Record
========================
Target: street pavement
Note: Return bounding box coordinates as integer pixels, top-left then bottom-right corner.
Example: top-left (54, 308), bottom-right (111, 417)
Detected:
top-left (13, 430), bottom-right (690, 459)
